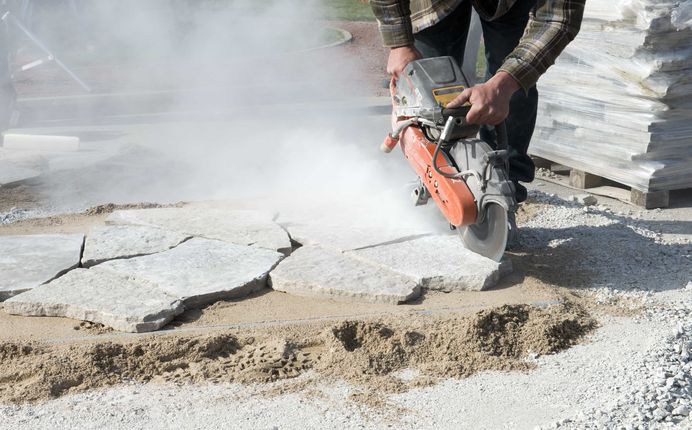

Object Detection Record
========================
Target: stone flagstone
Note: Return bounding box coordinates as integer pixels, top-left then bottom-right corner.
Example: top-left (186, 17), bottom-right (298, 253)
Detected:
top-left (0, 234), bottom-right (84, 301)
top-left (99, 237), bottom-right (283, 307)
top-left (82, 225), bottom-right (191, 267)
top-left (270, 245), bottom-right (421, 304)
top-left (284, 222), bottom-right (431, 252)
top-left (350, 235), bottom-right (506, 292)
top-left (3, 268), bottom-right (184, 333)
top-left (106, 207), bottom-right (291, 253)
top-left (0, 160), bottom-right (40, 185)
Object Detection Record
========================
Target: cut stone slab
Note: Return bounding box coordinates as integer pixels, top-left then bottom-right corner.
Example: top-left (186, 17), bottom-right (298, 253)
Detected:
top-left (284, 222), bottom-right (431, 252)
top-left (350, 235), bottom-right (506, 292)
top-left (2, 134), bottom-right (80, 151)
top-left (0, 234), bottom-right (84, 301)
top-left (106, 207), bottom-right (291, 253)
top-left (270, 245), bottom-right (421, 304)
top-left (82, 225), bottom-right (191, 267)
top-left (3, 268), bottom-right (184, 333)
top-left (0, 160), bottom-right (40, 185)
top-left (99, 237), bottom-right (283, 307)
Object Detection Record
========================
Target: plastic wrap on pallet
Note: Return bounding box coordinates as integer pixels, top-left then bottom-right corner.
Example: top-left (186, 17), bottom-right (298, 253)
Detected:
top-left (529, 0), bottom-right (692, 192)
top-left (672, 0), bottom-right (692, 29)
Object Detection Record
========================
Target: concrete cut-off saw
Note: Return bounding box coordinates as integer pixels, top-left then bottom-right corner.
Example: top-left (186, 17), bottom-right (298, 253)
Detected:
top-left (381, 56), bottom-right (516, 261)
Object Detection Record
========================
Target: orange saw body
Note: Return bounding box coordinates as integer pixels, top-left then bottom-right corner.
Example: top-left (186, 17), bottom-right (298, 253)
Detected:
top-left (380, 57), bottom-right (517, 261)
top-left (386, 115), bottom-right (477, 227)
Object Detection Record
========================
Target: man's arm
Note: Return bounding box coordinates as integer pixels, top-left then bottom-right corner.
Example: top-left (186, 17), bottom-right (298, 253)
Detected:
top-left (448, 0), bottom-right (586, 124)
top-left (369, 0), bottom-right (424, 77)
top-left (499, 0), bottom-right (586, 93)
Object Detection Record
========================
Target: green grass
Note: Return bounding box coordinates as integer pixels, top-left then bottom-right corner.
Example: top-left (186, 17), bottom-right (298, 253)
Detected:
top-left (320, 27), bottom-right (349, 45)
top-left (476, 42), bottom-right (487, 81)
top-left (318, 0), bottom-right (375, 21)
top-left (187, 0), bottom-right (375, 21)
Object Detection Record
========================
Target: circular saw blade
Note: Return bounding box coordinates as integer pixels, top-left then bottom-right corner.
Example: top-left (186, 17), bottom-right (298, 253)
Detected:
top-left (458, 203), bottom-right (508, 261)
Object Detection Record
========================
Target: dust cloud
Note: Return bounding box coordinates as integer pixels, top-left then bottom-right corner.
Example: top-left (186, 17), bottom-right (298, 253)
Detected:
top-left (17, 1), bottom-right (441, 232)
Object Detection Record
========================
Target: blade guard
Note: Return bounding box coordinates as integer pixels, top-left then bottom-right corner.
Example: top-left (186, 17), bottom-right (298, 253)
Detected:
top-left (389, 114), bottom-right (478, 227)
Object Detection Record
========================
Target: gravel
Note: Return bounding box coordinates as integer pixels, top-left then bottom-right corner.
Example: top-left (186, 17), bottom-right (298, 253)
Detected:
top-left (0, 208), bottom-right (50, 225)
top-left (540, 290), bottom-right (692, 429)
top-left (521, 190), bottom-right (690, 292)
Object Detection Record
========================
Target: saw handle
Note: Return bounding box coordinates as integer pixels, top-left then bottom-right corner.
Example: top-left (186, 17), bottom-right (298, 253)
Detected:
top-left (442, 106), bottom-right (509, 151)
top-left (381, 133), bottom-right (398, 153)
top-left (441, 107), bottom-right (471, 118)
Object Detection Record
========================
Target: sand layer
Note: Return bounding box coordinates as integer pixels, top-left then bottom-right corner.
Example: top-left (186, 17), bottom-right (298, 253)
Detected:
top-left (0, 300), bottom-right (596, 404)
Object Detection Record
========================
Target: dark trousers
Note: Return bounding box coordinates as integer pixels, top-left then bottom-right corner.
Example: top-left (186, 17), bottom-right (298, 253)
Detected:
top-left (413, 0), bottom-right (538, 202)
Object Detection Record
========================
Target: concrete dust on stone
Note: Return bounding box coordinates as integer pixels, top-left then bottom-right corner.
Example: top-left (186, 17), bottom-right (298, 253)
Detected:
top-left (107, 207), bottom-right (292, 253)
top-left (0, 160), bottom-right (41, 186)
top-left (0, 233), bottom-right (84, 300)
top-left (270, 245), bottom-right (421, 304)
top-left (3, 268), bottom-right (184, 333)
top-left (81, 225), bottom-right (191, 267)
top-left (283, 221), bottom-right (432, 252)
top-left (98, 238), bottom-right (284, 308)
top-left (350, 235), bottom-right (503, 292)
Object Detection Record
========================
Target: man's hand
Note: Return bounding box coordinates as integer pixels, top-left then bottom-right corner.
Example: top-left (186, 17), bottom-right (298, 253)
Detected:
top-left (387, 45), bottom-right (423, 78)
top-left (447, 71), bottom-right (521, 125)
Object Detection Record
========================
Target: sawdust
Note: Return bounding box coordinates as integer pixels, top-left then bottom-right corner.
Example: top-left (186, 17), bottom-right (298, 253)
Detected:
top-left (0, 301), bottom-right (596, 405)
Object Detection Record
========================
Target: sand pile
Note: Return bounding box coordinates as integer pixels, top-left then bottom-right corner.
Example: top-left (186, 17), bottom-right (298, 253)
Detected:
top-left (0, 302), bottom-right (596, 404)
top-left (319, 303), bottom-right (596, 391)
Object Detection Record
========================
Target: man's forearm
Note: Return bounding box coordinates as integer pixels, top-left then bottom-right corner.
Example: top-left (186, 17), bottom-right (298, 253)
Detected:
top-left (369, 0), bottom-right (415, 48)
top-left (499, 0), bottom-right (586, 92)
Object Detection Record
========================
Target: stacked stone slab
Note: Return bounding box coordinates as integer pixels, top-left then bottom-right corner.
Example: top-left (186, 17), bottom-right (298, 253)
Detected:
top-left (529, 0), bottom-right (692, 192)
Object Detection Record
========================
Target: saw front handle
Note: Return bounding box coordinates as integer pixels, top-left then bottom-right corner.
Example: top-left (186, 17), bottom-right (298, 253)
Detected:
top-left (380, 118), bottom-right (418, 153)
top-left (381, 134), bottom-right (398, 153)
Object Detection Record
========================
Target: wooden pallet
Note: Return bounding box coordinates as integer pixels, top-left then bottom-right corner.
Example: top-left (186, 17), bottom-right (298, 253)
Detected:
top-left (531, 156), bottom-right (670, 209)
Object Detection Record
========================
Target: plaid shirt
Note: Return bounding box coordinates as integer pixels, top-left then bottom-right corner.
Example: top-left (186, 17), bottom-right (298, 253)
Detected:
top-left (369, 0), bottom-right (585, 90)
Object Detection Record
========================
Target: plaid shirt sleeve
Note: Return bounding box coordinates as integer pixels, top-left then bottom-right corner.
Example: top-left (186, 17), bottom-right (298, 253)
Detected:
top-left (499, 0), bottom-right (586, 91)
top-left (369, 0), bottom-right (416, 48)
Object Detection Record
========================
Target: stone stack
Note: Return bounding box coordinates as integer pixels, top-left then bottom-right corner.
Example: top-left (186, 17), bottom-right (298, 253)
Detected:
top-left (529, 0), bottom-right (692, 193)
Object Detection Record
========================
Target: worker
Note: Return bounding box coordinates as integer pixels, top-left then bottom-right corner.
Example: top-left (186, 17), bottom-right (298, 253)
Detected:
top-left (369, 0), bottom-right (585, 241)
top-left (0, 2), bottom-right (16, 132)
